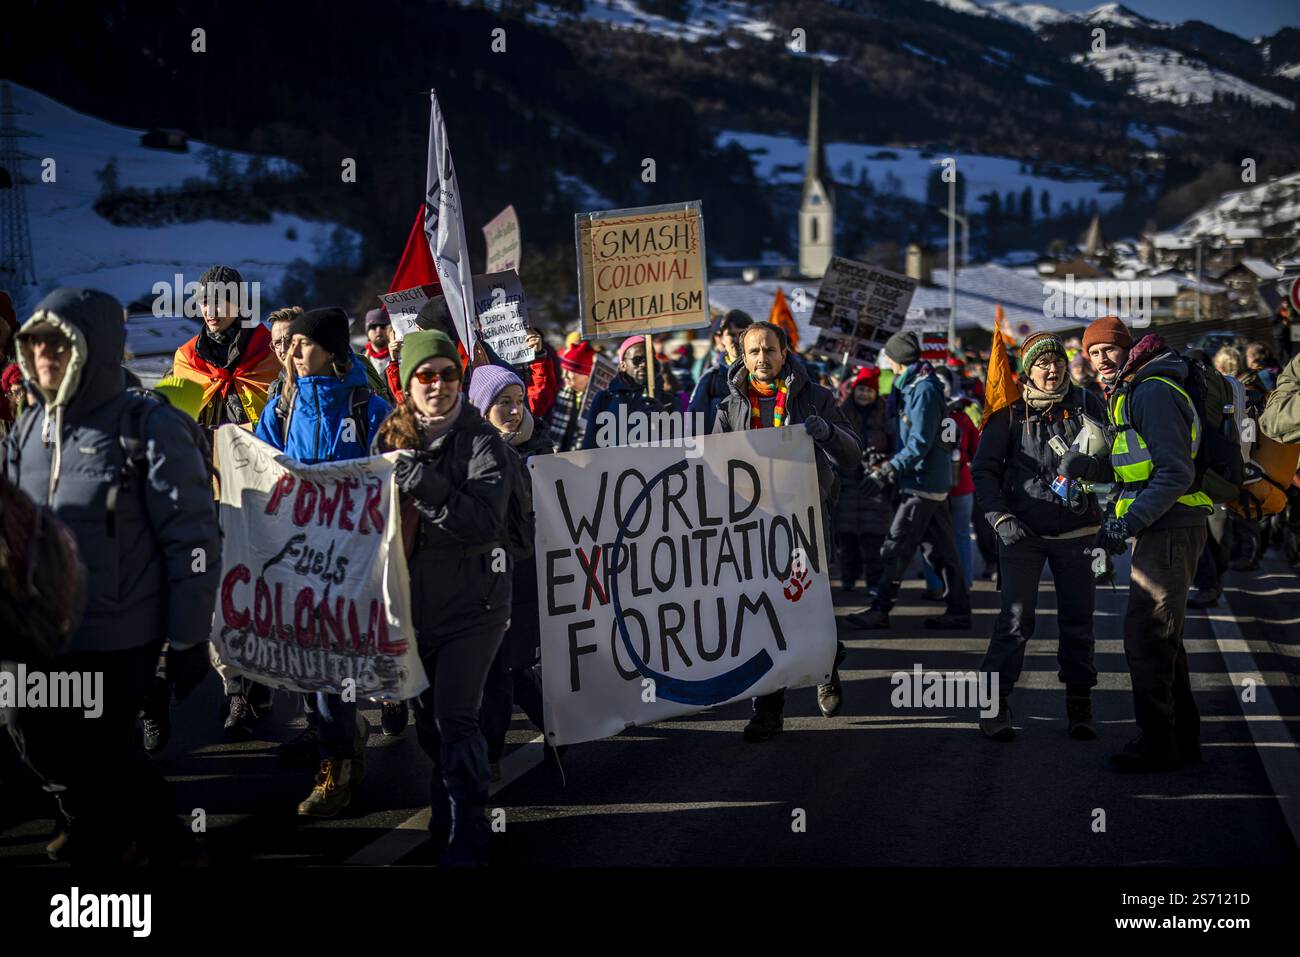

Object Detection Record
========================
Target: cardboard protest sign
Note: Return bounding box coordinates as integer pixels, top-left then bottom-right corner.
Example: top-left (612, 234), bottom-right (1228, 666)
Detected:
top-left (576, 201), bottom-right (709, 340)
top-left (532, 428), bottom-right (838, 746)
top-left (472, 271), bottom-right (534, 365)
top-left (575, 351), bottom-right (618, 439)
top-left (378, 284), bottom-right (439, 341)
top-left (209, 427), bottom-right (426, 701)
top-left (483, 204), bottom-right (521, 275)
top-left (809, 257), bottom-right (918, 367)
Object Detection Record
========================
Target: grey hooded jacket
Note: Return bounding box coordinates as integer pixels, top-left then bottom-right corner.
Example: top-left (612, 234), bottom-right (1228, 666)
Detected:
top-left (4, 288), bottom-right (221, 654)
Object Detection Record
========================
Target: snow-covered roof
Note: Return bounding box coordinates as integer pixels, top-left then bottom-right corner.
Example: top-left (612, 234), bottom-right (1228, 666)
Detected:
top-left (1239, 258), bottom-right (1284, 280)
top-left (1146, 270), bottom-right (1227, 294)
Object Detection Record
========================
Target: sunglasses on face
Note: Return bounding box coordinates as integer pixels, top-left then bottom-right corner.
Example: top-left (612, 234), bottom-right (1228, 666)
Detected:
top-left (412, 366), bottom-right (461, 385)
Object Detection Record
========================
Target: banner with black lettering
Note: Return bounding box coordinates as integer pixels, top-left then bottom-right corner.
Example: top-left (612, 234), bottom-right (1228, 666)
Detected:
top-left (209, 427), bottom-right (427, 701)
top-left (531, 428), bottom-right (837, 745)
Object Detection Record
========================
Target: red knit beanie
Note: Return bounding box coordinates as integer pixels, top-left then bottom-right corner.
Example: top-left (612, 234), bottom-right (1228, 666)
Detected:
top-left (1081, 315), bottom-right (1133, 353)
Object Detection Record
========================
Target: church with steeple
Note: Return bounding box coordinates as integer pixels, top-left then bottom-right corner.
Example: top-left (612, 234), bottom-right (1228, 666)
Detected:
top-left (799, 69), bottom-right (834, 279)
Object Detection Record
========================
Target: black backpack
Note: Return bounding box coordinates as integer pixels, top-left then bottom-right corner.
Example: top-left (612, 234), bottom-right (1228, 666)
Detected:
top-left (451, 428), bottom-right (534, 561)
top-left (1159, 354), bottom-right (1245, 504)
top-left (0, 470), bottom-right (87, 663)
top-left (112, 387), bottom-right (221, 537)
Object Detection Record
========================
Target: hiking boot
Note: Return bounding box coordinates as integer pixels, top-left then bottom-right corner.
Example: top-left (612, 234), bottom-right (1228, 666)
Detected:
top-left (1187, 588), bottom-right (1220, 609)
top-left (380, 700), bottom-right (409, 736)
top-left (845, 607), bottom-right (889, 629)
top-left (223, 693), bottom-right (258, 739)
top-left (817, 668), bottom-right (843, 717)
top-left (278, 726), bottom-right (320, 768)
top-left (1110, 737), bottom-right (1181, 772)
top-left (743, 709), bottom-right (784, 742)
top-left (925, 614), bottom-right (972, 630)
top-left (1066, 690), bottom-right (1097, 740)
top-left (921, 587), bottom-right (945, 603)
top-left (979, 697), bottom-right (1014, 742)
top-left (298, 758), bottom-right (354, 817)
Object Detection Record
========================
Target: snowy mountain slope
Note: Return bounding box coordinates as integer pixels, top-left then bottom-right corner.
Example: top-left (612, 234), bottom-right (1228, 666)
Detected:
top-left (1072, 43), bottom-right (1294, 109)
top-left (1161, 172), bottom-right (1300, 242)
top-left (716, 131), bottom-right (1125, 212)
top-left (9, 82), bottom-right (355, 313)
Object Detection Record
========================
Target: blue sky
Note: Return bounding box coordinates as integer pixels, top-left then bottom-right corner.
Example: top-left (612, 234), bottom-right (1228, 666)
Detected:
top-left (1048, 1), bottom-right (1297, 40)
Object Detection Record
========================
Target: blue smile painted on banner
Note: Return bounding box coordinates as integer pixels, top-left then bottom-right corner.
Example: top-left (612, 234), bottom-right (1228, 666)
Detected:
top-left (608, 459), bottom-right (772, 706)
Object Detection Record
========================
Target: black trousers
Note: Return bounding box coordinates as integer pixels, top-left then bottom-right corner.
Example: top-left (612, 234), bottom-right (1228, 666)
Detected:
top-left (1125, 524), bottom-right (1207, 752)
top-left (869, 493), bottom-right (971, 616)
top-left (479, 647), bottom-right (545, 765)
top-left (7, 640), bottom-right (178, 861)
top-left (979, 533), bottom-right (1098, 694)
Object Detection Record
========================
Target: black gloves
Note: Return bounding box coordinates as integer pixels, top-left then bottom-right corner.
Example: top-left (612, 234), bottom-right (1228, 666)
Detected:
top-left (393, 453), bottom-right (424, 492)
top-left (803, 414), bottom-right (832, 443)
top-left (993, 514), bottom-right (1029, 547)
top-left (167, 643), bottom-right (211, 700)
top-left (863, 461), bottom-right (896, 493)
top-left (394, 452), bottom-right (451, 507)
top-left (1096, 517), bottom-right (1131, 555)
top-left (1061, 450), bottom-right (1107, 482)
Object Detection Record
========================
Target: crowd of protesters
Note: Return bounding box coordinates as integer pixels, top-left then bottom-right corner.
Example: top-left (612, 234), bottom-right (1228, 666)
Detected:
top-left (4, 265), bottom-right (1300, 866)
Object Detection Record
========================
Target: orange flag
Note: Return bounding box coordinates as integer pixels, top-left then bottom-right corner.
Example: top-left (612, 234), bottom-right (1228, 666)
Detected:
top-left (769, 287), bottom-right (800, 351)
top-left (994, 303), bottom-right (1016, 348)
top-left (981, 312), bottom-right (1021, 428)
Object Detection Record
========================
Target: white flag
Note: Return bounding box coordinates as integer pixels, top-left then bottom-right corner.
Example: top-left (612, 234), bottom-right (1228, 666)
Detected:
top-left (423, 91), bottom-right (477, 353)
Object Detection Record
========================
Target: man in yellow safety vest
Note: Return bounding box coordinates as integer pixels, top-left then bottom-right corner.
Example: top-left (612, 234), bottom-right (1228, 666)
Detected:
top-left (1085, 316), bottom-right (1212, 773)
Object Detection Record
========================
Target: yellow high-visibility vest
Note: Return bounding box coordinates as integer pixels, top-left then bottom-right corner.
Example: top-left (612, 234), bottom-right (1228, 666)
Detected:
top-left (1108, 376), bottom-right (1214, 519)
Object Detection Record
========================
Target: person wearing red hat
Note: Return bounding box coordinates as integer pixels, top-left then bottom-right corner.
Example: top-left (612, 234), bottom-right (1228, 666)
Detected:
top-left (1, 363), bottom-right (25, 438)
top-left (1083, 316), bottom-right (1212, 772)
top-left (544, 340), bottom-right (595, 452)
top-left (833, 366), bottom-right (893, 598)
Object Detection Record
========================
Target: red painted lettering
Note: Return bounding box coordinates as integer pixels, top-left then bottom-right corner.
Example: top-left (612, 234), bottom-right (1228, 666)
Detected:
top-left (338, 479), bottom-right (358, 531)
top-left (221, 565), bottom-right (250, 629)
top-left (293, 481), bottom-right (319, 526)
top-left (254, 577), bottom-right (273, 638)
top-left (266, 474), bottom-right (296, 515)
top-left (294, 586), bottom-right (316, 648)
top-left (358, 482), bottom-right (385, 534)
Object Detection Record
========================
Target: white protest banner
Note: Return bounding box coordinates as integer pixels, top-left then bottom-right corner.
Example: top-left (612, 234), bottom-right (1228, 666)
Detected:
top-left (472, 271), bottom-right (533, 365)
top-left (574, 351), bottom-right (617, 440)
top-left (532, 427), bottom-right (837, 746)
top-left (378, 284), bottom-right (438, 341)
top-left (209, 426), bottom-right (427, 701)
top-left (483, 204), bottom-right (521, 275)
top-left (575, 200), bottom-right (709, 340)
top-left (424, 91), bottom-right (477, 353)
top-left (809, 257), bottom-right (918, 367)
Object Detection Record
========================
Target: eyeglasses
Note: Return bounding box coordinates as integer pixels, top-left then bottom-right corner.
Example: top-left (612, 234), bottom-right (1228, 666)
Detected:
top-left (411, 366), bottom-right (462, 385)
top-left (272, 337), bottom-right (292, 354)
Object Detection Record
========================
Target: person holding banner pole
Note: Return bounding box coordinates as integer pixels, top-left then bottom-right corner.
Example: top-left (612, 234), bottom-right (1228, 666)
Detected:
top-left (254, 307), bottom-right (392, 817)
top-left (580, 337), bottom-right (677, 450)
top-left (376, 329), bottom-right (514, 866)
top-left (712, 320), bottom-right (861, 740)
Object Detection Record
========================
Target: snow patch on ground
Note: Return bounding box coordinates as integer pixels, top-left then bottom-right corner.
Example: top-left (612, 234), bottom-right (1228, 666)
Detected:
top-left (1074, 43), bottom-right (1294, 110)
top-left (716, 130), bottom-right (1125, 213)
top-left (6, 83), bottom-right (354, 313)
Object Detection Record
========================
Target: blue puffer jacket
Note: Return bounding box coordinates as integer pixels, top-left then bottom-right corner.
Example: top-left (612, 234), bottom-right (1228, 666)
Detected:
top-left (5, 288), bottom-right (221, 654)
top-left (889, 361), bottom-right (952, 496)
top-left (255, 359), bottom-right (390, 464)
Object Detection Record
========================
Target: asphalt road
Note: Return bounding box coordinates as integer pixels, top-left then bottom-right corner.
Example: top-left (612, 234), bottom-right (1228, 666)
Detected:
top-left (3, 545), bottom-right (1298, 868)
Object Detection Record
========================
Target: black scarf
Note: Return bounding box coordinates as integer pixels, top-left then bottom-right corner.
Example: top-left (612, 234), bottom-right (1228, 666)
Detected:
top-left (196, 321), bottom-right (253, 370)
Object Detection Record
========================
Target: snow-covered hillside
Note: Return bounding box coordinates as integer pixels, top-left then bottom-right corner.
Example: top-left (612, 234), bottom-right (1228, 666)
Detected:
top-left (1072, 43), bottom-right (1294, 110)
top-left (1160, 171), bottom-right (1300, 242)
top-left (716, 131), bottom-right (1125, 212)
top-left (8, 82), bottom-right (355, 314)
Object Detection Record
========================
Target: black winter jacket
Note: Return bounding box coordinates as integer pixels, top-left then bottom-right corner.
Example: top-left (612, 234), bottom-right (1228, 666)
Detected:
top-left (712, 354), bottom-right (861, 511)
top-left (972, 384), bottom-right (1108, 538)
top-left (384, 400), bottom-right (514, 650)
top-left (833, 397), bottom-right (895, 536)
top-left (503, 428), bottom-right (552, 670)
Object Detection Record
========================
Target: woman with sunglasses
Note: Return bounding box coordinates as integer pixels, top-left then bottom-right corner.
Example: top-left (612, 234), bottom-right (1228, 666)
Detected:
top-left (254, 307), bottom-right (392, 818)
top-left (376, 329), bottom-right (515, 866)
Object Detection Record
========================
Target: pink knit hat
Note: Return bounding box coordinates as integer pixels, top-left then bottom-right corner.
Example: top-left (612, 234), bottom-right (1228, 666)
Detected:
top-left (617, 336), bottom-right (645, 363)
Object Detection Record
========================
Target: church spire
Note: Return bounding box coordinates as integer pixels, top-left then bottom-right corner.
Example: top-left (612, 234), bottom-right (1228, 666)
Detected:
top-left (799, 67), bottom-right (834, 279)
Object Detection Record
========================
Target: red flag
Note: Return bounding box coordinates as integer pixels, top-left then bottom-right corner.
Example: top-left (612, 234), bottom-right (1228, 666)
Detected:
top-left (388, 206), bottom-right (442, 294)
